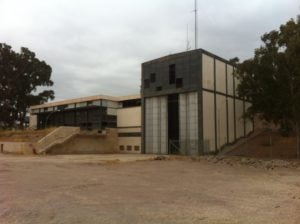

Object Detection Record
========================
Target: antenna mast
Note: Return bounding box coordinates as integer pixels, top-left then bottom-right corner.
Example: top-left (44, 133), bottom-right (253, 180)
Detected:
top-left (194, 0), bottom-right (198, 49)
top-left (186, 25), bottom-right (191, 51)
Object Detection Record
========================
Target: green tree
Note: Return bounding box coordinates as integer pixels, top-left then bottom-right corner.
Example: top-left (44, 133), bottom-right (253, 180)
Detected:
top-left (236, 15), bottom-right (300, 158)
top-left (0, 43), bottom-right (54, 128)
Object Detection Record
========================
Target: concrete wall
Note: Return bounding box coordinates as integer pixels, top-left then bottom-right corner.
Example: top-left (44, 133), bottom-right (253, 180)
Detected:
top-left (117, 107), bottom-right (141, 127)
top-left (47, 129), bottom-right (118, 154)
top-left (0, 142), bottom-right (35, 155)
top-left (36, 126), bottom-right (80, 154)
top-left (145, 96), bottom-right (168, 154)
top-left (117, 107), bottom-right (142, 154)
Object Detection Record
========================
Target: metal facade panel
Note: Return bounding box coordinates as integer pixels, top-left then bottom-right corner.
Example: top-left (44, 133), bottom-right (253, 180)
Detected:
top-left (144, 96), bottom-right (168, 154)
top-left (145, 98), bottom-right (153, 153)
top-left (202, 54), bottom-right (214, 90)
top-left (160, 97), bottom-right (168, 154)
top-left (215, 60), bottom-right (226, 94)
top-left (216, 94), bottom-right (227, 149)
top-left (179, 92), bottom-right (199, 155)
top-left (202, 91), bottom-right (215, 153)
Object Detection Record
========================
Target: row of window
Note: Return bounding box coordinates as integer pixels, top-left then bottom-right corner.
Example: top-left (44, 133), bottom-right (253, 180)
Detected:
top-left (119, 145), bottom-right (140, 152)
top-left (32, 99), bottom-right (121, 114)
top-left (144, 64), bottom-right (183, 90)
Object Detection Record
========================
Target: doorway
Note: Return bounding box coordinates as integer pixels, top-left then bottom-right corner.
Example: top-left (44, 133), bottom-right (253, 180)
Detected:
top-left (168, 94), bottom-right (180, 154)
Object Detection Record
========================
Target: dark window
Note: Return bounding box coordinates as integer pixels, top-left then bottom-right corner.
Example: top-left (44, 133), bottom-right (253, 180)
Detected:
top-left (134, 146), bottom-right (140, 151)
top-left (144, 79), bottom-right (150, 88)
top-left (176, 78), bottom-right (183, 88)
top-left (122, 99), bottom-right (141, 108)
top-left (126, 145), bottom-right (132, 151)
top-left (169, 64), bottom-right (176, 84)
top-left (150, 73), bottom-right (156, 82)
top-left (156, 86), bottom-right (162, 91)
top-left (120, 145), bottom-right (125, 151)
top-left (118, 132), bottom-right (141, 137)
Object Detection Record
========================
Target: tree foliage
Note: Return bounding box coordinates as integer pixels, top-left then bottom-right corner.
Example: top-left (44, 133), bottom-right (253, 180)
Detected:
top-left (236, 15), bottom-right (300, 157)
top-left (0, 43), bottom-right (54, 128)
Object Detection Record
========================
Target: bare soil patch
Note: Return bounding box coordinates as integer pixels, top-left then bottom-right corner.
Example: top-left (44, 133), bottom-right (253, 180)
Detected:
top-left (0, 154), bottom-right (299, 224)
top-left (228, 131), bottom-right (298, 159)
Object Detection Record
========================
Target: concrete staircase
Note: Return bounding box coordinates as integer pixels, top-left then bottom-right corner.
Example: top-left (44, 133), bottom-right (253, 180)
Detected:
top-left (35, 127), bottom-right (80, 154)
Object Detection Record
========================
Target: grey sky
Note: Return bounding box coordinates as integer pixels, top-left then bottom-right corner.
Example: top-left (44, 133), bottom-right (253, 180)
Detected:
top-left (0, 0), bottom-right (299, 101)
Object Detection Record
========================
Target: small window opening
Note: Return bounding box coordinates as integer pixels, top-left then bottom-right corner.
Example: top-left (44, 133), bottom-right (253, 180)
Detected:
top-left (156, 86), bottom-right (162, 91)
top-left (176, 78), bottom-right (183, 88)
top-left (150, 73), bottom-right (156, 82)
top-left (127, 145), bottom-right (132, 151)
top-left (169, 64), bottom-right (176, 84)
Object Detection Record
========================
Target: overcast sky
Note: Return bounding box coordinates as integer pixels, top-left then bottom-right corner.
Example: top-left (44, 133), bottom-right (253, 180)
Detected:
top-left (0, 0), bottom-right (299, 101)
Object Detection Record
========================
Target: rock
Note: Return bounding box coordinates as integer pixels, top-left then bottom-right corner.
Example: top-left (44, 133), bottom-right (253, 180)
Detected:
top-left (154, 156), bottom-right (167, 161)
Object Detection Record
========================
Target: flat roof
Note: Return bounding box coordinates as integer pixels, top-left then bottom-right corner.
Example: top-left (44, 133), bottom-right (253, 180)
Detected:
top-left (30, 94), bottom-right (140, 110)
top-left (142, 48), bottom-right (235, 67)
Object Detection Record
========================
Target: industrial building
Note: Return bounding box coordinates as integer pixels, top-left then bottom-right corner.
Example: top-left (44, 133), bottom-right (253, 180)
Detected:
top-left (29, 94), bottom-right (142, 153)
top-left (28, 48), bottom-right (253, 155)
top-left (141, 49), bottom-right (253, 155)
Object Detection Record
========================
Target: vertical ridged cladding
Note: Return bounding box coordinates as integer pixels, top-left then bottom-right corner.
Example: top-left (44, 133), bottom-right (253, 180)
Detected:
top-left (144, 96), bottom-right (168, 154)
top-left (179, 92), bottom-right (198, 155)
top-left (198, 52), bottom-right (204, 155)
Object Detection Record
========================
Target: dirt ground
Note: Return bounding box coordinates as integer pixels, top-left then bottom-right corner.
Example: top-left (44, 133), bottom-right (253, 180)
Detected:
top-left (0, 154), bottom-right (300, 224)
top-left (228, 130), bottom-right (298, 159)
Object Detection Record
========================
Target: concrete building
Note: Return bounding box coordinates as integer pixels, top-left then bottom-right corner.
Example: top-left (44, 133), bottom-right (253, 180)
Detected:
top-left (30, 94), bottom-right (142, 154)
top-left (28, 48), bottom-right (253, 156)
top-left (141, 49), bottom-right (253, 155)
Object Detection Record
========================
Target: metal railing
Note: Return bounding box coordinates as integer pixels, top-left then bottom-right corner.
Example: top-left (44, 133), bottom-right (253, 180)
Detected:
top-left (169, 139), bottom-right (200, 155)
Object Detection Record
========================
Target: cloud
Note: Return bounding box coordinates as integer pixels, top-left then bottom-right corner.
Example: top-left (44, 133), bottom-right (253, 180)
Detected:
top-left (0, 0), bottom-right (299, 101)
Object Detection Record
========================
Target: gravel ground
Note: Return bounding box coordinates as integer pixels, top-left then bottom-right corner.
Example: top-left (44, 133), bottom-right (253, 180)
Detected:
top-left (0, 154), bottom-right (299, 224)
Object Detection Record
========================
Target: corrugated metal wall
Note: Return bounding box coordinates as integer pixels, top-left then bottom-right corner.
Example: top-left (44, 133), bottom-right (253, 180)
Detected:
top-left (145, 96), bottom-right (168, 154)
top-left (179, 92), bottom-right (198, 155)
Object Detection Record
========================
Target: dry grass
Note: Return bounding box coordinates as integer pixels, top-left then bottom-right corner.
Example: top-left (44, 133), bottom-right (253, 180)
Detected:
top-left (0, 128), bottom-right (55, 142)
